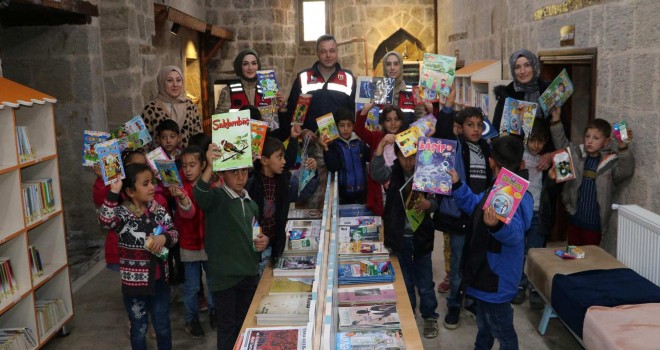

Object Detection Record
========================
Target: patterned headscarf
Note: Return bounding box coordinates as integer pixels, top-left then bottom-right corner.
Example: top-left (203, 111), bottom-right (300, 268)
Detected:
top-left (233, 48), bottom-right (261, 82)
top-left (156, 65), bottom-right (187, 127)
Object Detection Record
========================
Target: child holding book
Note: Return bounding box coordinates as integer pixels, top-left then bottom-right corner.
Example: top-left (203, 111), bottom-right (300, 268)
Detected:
top-left (320, 108), bottom-right (370, 205)
top-left (354, 103), bottom-right (408, 216)
top-left (193, 144), bottom-right (269, 350)
top-left (370, 133), bottom-right (439, 339)
top-left (549, 108), bottom-right (635, 246)
top-left (156, 119), bottom-right (182, 161)
top-left (98, 163), bottom-right (179, 350)
top-left (449, 135), bottom-right (533, 350)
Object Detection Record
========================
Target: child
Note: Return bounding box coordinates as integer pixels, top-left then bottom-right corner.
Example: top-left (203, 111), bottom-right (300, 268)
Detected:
top-left (171, 146), bottom-right (217, 337)
top-left (247, 130), bottom-right (318, 273)
top-left (450, 135), bottom-right (533, 350)
top-left (320, 108), bottom-right (370, 204)
top-left (156, 119), bottom-right (182, 161)
top-left (354, 103), bottom-right (408, 216)
top-left (370, 133), bottom-right (439, 339)
top-left (193, 144), bottom-right (269, 350)
top-left (549, 108), bottom-right (635, 246)
top-left (432, 84), bottom-right (493, 329)
top-left (98, 163), bottom-right (179, 350)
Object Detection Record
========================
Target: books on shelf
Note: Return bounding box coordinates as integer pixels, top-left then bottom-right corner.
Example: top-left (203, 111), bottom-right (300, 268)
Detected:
top-left (154, 159), bottom-right (182, 187)
top-left (28, 246), bottom-right (44, 281)
top-left (412, 137), bottom-right (457, 195)
top-left (316, 113), bottom-right (339, 143)
top-left (336, 329), bottom-right (405, 350)
top-left (287, 208), bottom-right (322, 220)
top-left (256, 70), bottom-right (279, 99)
top-left (337, 204), bottom-right (375, 218)
top-left (338, 255), bottom-right (395, 284)
top-left (256, 293), bottom-right (311, 326)
top-left (22, 178), bottom-right (56, 224)
top-left (338, 242), bottom-right (387, 255)
top-left (338, 304), bottom-right (400, 331)
top-left (292, 94), bottom-right (312, 126)
top-left (16, 126), bottom-right (36, 163)
top-left (239, 326), bottom-right (306, 350)
top-left (483, 167), bottom-right (530, 225)
top-left (285, 220), bottom-right (321, 254)
top-left (82, 130), bottom-right (110, 167)
top-left (552, 148), bottom-right (576, 183)
top-left (338, 284), bottom-right (397, 306)
top-left (35, 299), bottom-right (68, 337)
top-left (95, 139), bottom-right (125, 185)
top-left (109, 115), bottom-right (152, 151)
top-left (419, 53), bottom-right (457, 97)
top-left (356, 76), bottom-right (395, 104)
top-left (273, 255), bottom-right (317, 277)
top-left (0, 258), bottom-right (18, 300)
top-left (538, 69), bottom-right (574, 116)
top-left (250, 120), bottom-right (269, 160)
top-left (268, 277), bottom-right (314, 295)
top-left (211, 110), bottom-right (252, 172)
top-left (0, 327), bottom-right (37, 349)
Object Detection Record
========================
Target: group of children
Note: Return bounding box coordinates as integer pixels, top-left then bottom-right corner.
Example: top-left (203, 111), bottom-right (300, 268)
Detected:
top-left (95, 78), bottom-right (635, 349)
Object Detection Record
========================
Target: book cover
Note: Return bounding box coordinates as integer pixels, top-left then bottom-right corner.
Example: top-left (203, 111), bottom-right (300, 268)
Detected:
top-left (211, 110), bottom-right (252, 171)
top-left (481, 117), bottom-right (499, 139)
top-left (338, 242), bottom-right (387, 255)
top-left (296, 135), bottom-right (316, 195)
top-left (258, 105), bottom-right (280, 130)
top-left (146, 147), bottom-right (169, 178)
top-left (274, 255), bottom-right (317, 271)
top-left (413, 137), bottom-right (457, 195)
top-left (257, 294), bottom-right (311, 315)
top-left (110, 115), bottom-right (152, 151)
top-left (250, 120), bottom-right (269, 160)
top-left (501, 97), bottom-right (538, 143)
top-left (482, 167), bottom-right (530, 225)
top-left (413, 85), bottom-right (440, 104)
top-left (338, 284), bottom-right (396, 305)
top-left (552, 148), bottom-right (576, 183)
top-left (356, 77), bottom-right (395, 104)
top-left (419, 53), bottom-right (457, 97)
top-left (538, 68), bottom-right (574, 116)
top-left (82, 130), bottom-right (110, 167)
top-left (356, 103), bottom-right (380, 132)
top-left (95, 139), bottom-right (125, 185)
top-left (613, 121), bottom-right (630, 143)
top-left (336, 329), bottom-right (405, 350)
top-left (154, 159), bottom-right (182, 187)
top-left (291, 94), bottom-right (312, 126)
top-left (256, 70), bottom-right (279, 99)
top-left (268, 277), bottom-right (314, 295)
top-left (399, 176), bottom-right (425, 232)
top-left (241, 327), bottom-right (306, 350)
top-left (338, 304), bottom-right (400, 330)
top-left (394, 127), bottom-right (422, 158)
top-left (287, 208), bottom-right (322, 220)
top-left (316, 113), bottom-right (339, 143)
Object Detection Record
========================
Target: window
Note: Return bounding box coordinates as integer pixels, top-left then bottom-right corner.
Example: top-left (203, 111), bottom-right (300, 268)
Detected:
top-left (298, 0), bottom-right (330, 51)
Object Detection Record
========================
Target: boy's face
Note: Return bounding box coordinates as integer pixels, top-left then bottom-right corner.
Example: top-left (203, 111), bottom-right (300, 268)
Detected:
top-left (397, 152), bottom-right (416, 174)
top-left (337, 120), bottom-right (354, 140)
top-left (584, 128), bottom-right (610, 155)
top-left (222, 168), bottom-right (249, 193)
top-left (260, 149), bottom-right (286, 176)
top-left (461, 116), bottom-right (484, 143)
top-left (527, 138), bottom-right (547, 156)
top-left (158, 130), bottom-right (180, 153)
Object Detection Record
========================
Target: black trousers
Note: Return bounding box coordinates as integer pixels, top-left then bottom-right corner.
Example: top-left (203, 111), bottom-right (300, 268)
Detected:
top-left (212, 275), bottom-right (259, 350)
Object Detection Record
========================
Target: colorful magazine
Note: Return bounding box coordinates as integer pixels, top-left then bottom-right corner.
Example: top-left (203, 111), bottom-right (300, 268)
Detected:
top-left (356, 76), bottom-right (395, 104)
top-left (538, 68), bottom-right (574, 116)
top-left (413, 137), bottom-right (457, 195)
top-left (268, 277), bottom-right (314, 295)
top-left (419, 53), bottom-right (457, 97)
top-left (146, 147), bottom-right (169, 178)
top-left (240, 327), bottom-right (306, 350)
top-left (482, 168), bottom-right (530, 225)
top-left (399, 176), bottom-right (425, 232)
top-left (256, 69), bottom-right (279, 99)
top-left (552, 148), bottom-right (575, 183)
top-left (211, 110), bottom-right (252, 171)
top-left (250, 120), bottom-right (269, 160)
top-left (338, 304), bottom-right (400, 331)
top-left (110, 115), bottom-right (152, 151)
top-left (95, 139), bottom-right (125, 185)
top-left (482, 117), bottom-right (499, 139)
top-left (356, 102), bottom-right (380, 132)
top-left (394, 114), bottom-right (436, 158)
top-left (336, 329), bottom-right (405, 350)
top-left (258, 105), bottom-right (279, 130)
top-left (413, 85), bottom-right (439, 104)
top-left (316, 113), bottom-right (339, 143)
top-left (257, 294), bottom-right (311, 316)
top-left (613, 121), bottom-right (630, 143)
top-left (154, 159), bottom-right (182, 187)
top-left (82, 130), bottom-right (110, 166)
top-left (500, 97), bottom-right (538, 143)
top-left (273, 255), bottom-right (317, 277)
top-left (338, 284), bottom-right (396, 305)
top-left (292, 94), bottom-right (312, 125)
top-left (296, 134), bottom-right (316, 196)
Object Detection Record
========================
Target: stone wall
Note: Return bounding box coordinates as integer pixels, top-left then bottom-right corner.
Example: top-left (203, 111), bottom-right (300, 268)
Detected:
top-left (437, 0), bottom-right (660, 253)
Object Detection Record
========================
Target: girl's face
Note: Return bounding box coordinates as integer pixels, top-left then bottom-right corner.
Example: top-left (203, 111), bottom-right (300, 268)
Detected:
top-left (384, 55), bottom-right (401, 78)
top-left (164, 71), bottom-right (183, 99)
top-left (514, 57), bottom-right (534, 85)
top-left (241, 54), bottom-right (258, 80)
top-left (181, 153), bottom-right (205, 183)
top-left (527, 138), bottom-right (546, 156)
top-left (383, 111), bottom-right (402, 134)
top-left (127, 170), bottom-right (155, 205)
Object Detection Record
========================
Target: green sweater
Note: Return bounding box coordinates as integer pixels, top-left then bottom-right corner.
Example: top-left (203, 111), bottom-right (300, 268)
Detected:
top-left (193, 180), bottom-right (260, 291)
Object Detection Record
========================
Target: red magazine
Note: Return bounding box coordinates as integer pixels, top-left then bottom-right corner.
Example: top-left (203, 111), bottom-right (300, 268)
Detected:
top-left (292, 94), bottom-right (312, 125)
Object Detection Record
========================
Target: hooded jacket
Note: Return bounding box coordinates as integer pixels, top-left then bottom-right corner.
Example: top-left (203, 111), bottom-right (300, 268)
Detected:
top-left (323, 132), bottom-right (370, 205)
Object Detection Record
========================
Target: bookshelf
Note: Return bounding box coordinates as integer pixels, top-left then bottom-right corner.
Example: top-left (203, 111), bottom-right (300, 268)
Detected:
top-left (0, 77), bottom-right (73, 349)
top-left (454, 60), bottom-right (502, 118)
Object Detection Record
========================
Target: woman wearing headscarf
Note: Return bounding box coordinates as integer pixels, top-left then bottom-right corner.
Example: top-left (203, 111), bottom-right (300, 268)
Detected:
top-left (381, 51), bottom-right (434, 124)
top-left (142, 65), bottom-right (203, 149)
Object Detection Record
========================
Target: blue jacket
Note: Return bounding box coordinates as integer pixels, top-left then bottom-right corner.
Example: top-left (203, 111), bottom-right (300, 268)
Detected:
top-left (452, 176), bottom-right (533, 303)
top-left (323, 133), bottom-right (370, 204)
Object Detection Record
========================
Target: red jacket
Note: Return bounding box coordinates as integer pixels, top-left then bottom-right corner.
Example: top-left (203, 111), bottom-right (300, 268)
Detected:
top-left (173, 180), bottom-right (205, 251)
top-left (353, 111), bottom-right (386, 216)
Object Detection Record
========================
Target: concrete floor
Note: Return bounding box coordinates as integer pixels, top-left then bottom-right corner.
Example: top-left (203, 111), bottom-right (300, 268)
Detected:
top-left (43, 235), bottom-right (582, 350)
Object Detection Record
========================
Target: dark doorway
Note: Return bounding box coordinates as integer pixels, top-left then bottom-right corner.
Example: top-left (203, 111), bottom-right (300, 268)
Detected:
top-left (538, 48), bottom-right (597, 242)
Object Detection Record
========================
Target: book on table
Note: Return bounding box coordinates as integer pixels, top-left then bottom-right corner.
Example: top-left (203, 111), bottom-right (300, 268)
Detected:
top-left (256, 293), bottom-right (311, 326)
top-left (287, 208), bottom-right (323, 220)
top-left (338, 284), bottom-right (397, 305)
top-left (268, 277), bottom-right (314, 295)
top-left (273, 255), bottom-right (317, 277)
top-left (239, 326), bottom-right (306, 350)
top-left (338, 304), bottom-right (400, 331)
top-left (285, 220), bottom-right (321, 254)
top-left (336, 329), bottom-right (405, 350)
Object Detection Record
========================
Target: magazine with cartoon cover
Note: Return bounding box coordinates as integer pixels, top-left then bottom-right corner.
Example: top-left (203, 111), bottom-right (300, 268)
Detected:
top-left (292, 94), bottom-right (312, 125)
top-left (501, 97), bottom-right (538, 143)
top-left (413, 85), bottom-right (439, 104)
top-left (95, 139), bottom-right (125, 185)
top-left (82, 130), bottom-right (110, 166)
top-left (356, 102), bottom-right (380, 132)
top-left (110, 115), bottom-right (152, 151)
top-left (394, 114), bottom-right (436, 158)
top-left (250, 120), bottom-right (269, 160)
top-left (613, 121), bottom-right (630, 143)
top-left (336, 329), bottom-right (405, 350)
top-left (482, 167), bottom-right (530, 225)
top-left (538, 68), bottom-right (574, 116)
top-left (274, 255), bottom-right (317, 271)
top-left (211, 110), bottom-right (252, 171)
top-left (154, 159), bottom-right (182, 187)
top-left (338, 284), bottom-right (396, 305)
top-left (257, 293), bottom-right (311, 316)
top-left (240, 326), bottom-right (306, 350)
top-left (256, 69), bottom-right (279, 99)
top-left (356, 77), bottom-right (395, 104)
top-left (399, 176), bottom-right (426, 232)
top-left (412, 137), bottom-right (457, 195)
top-left (338, 304), bottom-right (400, 330)
top-left (316, 112), bottom-right (340, 143)
top-left (146, 147), bottom-right (168, 179)
top-left (552, 148), bottom-right (575, 183)
top-left (258, 105), bottom-right (280, 130)
top-left (419, 53), bottom-right (457, 97)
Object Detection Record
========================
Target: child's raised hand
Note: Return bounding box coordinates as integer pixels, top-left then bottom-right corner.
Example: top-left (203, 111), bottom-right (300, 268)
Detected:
top-left (548, 165), bottom-right (557, 181)
top-left (275, 90), bottom-right (286, 109)
top-left (206, 143), bottom-right (221, 162)
top-left (483, 206), bottom-right (500, 227)
top-left (413, 197), bottom-right (431, 213)
top-left (618, 128), bottom-right (633, 150)
top-left (445, 81), bottom-right (457, 107)
top-left (318, 136), bottom-right (330, 151)
top-left (305, 157), bottom-right (317, 171)
top-left (254, 233), bottom-right (269, 252)
top-left (290, 124), bottom-right (303, 139)
top-left (424, 102), bottom-right (434, 114)
top-left (550, 107), bottom-right (561, 122)
top-left (300, 128), bottom-right (317, 142)
top-left (93, 163), bottom-right (102, 178)
top-left (147, 235), bottom-right (166, 254)
top-left (109, 179), bottom-right (123, 194)
top-left (361, 101), bottom-right (376, 115)
top-left (168, 185), bottom-right (185, 200)
top-left (447, 169), bottom-right (460, 184)
top-left (380, 133), bottom-right (396, 147)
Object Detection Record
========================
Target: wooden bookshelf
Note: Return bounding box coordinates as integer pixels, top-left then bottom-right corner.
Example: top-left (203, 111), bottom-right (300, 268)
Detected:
top-left (0, 77), bottom-right (73, 349)
top-left (454, 60), bottom-right (502, 118)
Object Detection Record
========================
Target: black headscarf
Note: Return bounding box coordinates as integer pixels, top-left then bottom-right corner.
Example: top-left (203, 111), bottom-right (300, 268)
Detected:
top-left (233, 48), bottom-right (261, 82)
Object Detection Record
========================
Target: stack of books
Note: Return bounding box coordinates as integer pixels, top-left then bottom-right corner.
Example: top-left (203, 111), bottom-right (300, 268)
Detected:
top-left (286, 208), bottom-right (322, 220)
top-left (338, 304), bottom-right (401, 332)
top-left (336, 329), bottom-right (405, 349)
top-left (337, 204), bottom-right (375, 217)
top-left (0, 327), bottom-right (37, 349)
top-left (21, 178), bottom-right (56, 224)
top-left (337, 284), bottom-right (397, 306)
top-left (284, 220), bottom-right (321, 255)
top-left (273, 255), bottom-right (317, 277)
top-left (28, 246), bottom-right (44, 280)
top-left (0, 258), bottom-right (18, 300)
top-left (338, 216), bottom-right (382, 243)
top-left (268, 277), bottom-right (314, 295)
top-left (337, 254), bottom-right (395, 285)
top-left (255, 293), bottom-right (311, 326)
top-left (16, 126), bottom-right (35, 163)
top-left (238, 326), bottom-right (306, 350)
top-left (35, 299), bottom-right (68, 336)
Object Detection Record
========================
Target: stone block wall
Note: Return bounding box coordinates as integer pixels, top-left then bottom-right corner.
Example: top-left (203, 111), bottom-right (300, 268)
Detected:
top-left (437, 0), bottom-right (660, 253)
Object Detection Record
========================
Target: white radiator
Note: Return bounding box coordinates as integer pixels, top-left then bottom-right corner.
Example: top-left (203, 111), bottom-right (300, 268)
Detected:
top-left (616, 204), bottom-right (660, 286)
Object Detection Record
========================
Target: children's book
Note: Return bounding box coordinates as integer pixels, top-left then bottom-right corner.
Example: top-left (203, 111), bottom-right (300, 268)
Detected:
top-left (82, 130), bottom-right (110, 166)
top-left (287, 208), bottom-right (323, 220)
top-left (399, 176), bottom-right (425, 232)
top-left (412, 137), bottom-right (457, 195)
top-left (211, 110), bottom-right (252, 171)
top-left (356, 76), bottom-right (395, 104)
top-left (273, 255), bottom-right (317, 277)
top-left (336, 329), bottom-right (405, 350)
top-left (316, 113), bottom-right (339, 143)
top-left (413, 85), bottom-right (440, 104)
top-left (250, 120), bottom-right (269, 160)
top-left (338, 304), bottom-right (400, 331)
top-left (419, 53), bottom-right (457, 97)
top-left (338, 242), bottom-right (387, 255)
top-left (154, 159), bottom-right (182, 187)
top-left (292, 94), bottom-right (312, 125)
top-left (240, 327), bottom-right (306, 350)
top-left (356, 102), bottom-right (381, 132)
top-left (482, 167), bottom-right (530, 225)
top-left (110, 115), bottom-right (152, 151)
top-left (538, 68), bottom-right (574, 116)
top-left (95, 139), bottom-right (125, 185)
top-left (394, 114), bottom-right (436, 158)
top-left (501, 97), bottom-right (538, 143)
top-left (257, 294), bottom-right (311, 316)
top-left (338, 284), bottom-right (396, 305)
top-left (256, 70), bottom-right (279, 99)
top-left (552, 148), bottom-right (576, 183)
top-left (296, 134), bottom-right (316, 195)
top-left (613, 121), bottom-right (630, 143)
top-left (258, 105), bottom-right (280, 130)
top-left (268, 277), bottom-right (314, 295)
top-left (482, 117), bottom-right (499, 139)
top-left (146, 147), bottom-right (169, 178)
